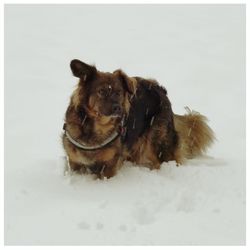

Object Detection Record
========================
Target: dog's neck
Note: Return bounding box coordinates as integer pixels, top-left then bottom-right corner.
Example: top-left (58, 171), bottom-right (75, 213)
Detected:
top-left (65, 106), bottom-right (121, 146)
top-left (63, 123), bottom-right (120, 151)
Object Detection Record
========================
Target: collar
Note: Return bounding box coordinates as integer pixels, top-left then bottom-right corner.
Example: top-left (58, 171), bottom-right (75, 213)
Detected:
top-left (63, 116), bottom-right (126, 151)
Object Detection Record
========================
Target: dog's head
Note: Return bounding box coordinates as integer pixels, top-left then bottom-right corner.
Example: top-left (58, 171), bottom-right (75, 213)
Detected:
top-left (70, 59), bottom-right (137, 122)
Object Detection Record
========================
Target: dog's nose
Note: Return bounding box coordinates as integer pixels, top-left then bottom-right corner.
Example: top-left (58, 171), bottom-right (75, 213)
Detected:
top-left (112, 104), bottom-right (121, 114)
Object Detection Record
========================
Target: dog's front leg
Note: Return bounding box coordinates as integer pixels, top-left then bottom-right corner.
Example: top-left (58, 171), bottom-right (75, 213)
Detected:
top-left (68, 160), bottom-right (87, 174)
top-left (90, 156), bottom-right (123, 179)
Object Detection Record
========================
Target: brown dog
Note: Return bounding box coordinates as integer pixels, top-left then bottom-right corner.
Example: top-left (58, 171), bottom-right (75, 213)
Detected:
top-left (62, 59), bottom-right (215, 178)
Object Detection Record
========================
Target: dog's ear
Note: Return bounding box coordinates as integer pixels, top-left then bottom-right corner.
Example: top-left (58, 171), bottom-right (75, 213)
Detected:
top-left (114, 69), bottom-right (137, 95)
top-left (70, 59), bottom-right (97, 81)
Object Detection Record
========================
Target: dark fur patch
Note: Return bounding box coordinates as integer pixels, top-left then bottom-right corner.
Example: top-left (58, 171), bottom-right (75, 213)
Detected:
top-left (123, 78), bottom-right (162, 148)
top-left (123, 77), bottom-right (179, 165)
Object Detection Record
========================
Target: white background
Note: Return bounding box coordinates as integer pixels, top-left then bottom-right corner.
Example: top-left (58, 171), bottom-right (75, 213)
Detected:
top-left (4, 4), bottom-right (245, 245)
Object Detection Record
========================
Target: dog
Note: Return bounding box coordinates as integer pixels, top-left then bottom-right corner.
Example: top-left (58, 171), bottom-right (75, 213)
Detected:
top-left (62, 59), bottom-right (215, 178)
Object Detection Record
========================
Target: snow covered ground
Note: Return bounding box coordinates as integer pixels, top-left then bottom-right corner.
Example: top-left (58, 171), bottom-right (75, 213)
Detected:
top-left (4, 5), bottom-right (245, 245)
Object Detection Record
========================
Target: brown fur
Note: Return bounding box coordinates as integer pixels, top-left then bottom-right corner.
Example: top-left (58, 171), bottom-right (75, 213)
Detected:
top-left (63, 59), bottom-right (215, 178)
top-left (62, 59), bottom-right (137, 178)
top-left (127, 133), bottom-right (161, 170)
top-left (173, 107), bottom-right (215, 163)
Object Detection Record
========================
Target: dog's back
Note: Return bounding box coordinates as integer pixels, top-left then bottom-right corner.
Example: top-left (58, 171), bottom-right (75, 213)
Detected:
top-left (123, 78), bottom-right (215, 166)
top-left (122, 78), bottom-right (179, 168)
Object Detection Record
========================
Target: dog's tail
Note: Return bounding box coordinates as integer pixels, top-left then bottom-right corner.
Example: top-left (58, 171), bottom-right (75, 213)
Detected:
top-left (173, 107), bottom-right (215, 163)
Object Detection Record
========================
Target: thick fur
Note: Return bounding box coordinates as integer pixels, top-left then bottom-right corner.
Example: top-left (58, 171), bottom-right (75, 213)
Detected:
top-left (122, 77), bottom-right (179, 169)
top-left (173, 108), bottom-right (215, 163)
top-left (63, 59), bottom-right (215, 178)
top-left (63, 60), bottom-right (137, 178)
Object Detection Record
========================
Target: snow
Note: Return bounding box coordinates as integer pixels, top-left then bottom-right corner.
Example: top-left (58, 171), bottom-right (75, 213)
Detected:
top-left (81, 115), bottom-right (87, 126)
top-left (150, 116), bottom-right (155, 126)
top-left (5, 5), bottom-right (245, 245)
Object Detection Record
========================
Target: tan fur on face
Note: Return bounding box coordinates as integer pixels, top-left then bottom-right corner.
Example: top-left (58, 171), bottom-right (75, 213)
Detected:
top-left (124, 92), bottom-right (131, 114)
top-left (86, 97), bottom-right (116, 137)
top-left (71, 84), bottom-right (82, 110)
top-left (94, 117), bottom-right (115, 137)
top-left (88, 95), bottom-right (96, 109)
top-left (87, 96), bottom-right (99, 116)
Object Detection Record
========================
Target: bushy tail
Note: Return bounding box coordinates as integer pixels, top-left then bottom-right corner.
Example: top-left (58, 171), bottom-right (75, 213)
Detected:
top-left (173, 107), bottom-right (215, 163)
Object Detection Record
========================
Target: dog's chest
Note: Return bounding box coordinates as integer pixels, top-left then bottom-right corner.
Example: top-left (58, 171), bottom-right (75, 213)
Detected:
top-left (63, 135), bottom-right (118, 165)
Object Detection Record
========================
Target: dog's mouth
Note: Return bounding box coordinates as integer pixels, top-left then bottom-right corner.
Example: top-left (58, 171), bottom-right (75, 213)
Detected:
top-left (98, 108), bottom-right (123, 118)
top-left (91, 103), bottom-right (123, 119)
top-left (109, 114), bottom-right (123, 118)
top-left (94, 110), bottom-right (123, 119)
